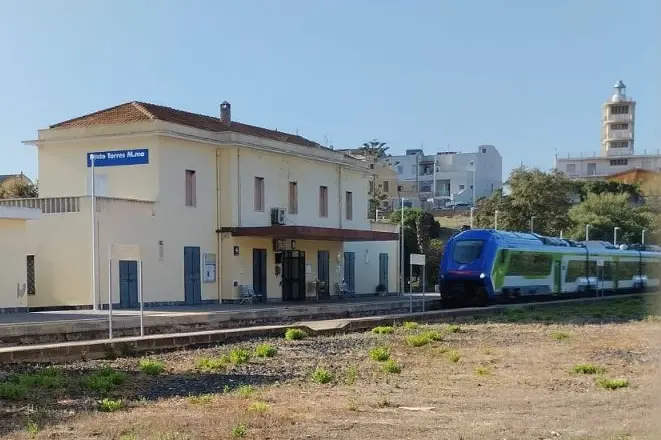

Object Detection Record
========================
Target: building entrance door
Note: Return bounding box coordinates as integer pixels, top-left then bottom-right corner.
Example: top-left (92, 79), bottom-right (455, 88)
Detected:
top-left (282, 250), bottom-right (306, 301)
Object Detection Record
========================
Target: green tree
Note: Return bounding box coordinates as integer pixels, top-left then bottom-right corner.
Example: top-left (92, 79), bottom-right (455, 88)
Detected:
top-left (567, 192), bottom-right (654, 244)
top-left (359, 139), bottom-right (389, 219)
top-left (474, 188), bottom-right (511, 229)
top-left (0, 180), bottom-right (38, 199)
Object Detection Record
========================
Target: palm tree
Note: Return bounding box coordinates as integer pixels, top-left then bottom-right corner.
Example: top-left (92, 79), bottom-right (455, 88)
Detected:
top-left (358, 139), bottom-right (390, 219)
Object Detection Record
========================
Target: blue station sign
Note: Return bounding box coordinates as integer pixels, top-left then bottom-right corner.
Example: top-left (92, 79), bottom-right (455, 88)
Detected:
top-left (86, 149), bottom-right (149, 168)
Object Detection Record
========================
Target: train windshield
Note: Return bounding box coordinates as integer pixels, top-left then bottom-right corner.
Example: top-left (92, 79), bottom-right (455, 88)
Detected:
top-left (452, 239), bottom-right (485, 264)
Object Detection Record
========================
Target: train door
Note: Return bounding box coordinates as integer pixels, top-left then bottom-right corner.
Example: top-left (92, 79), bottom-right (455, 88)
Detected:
top-left (553, 260), bottom-right (562, 294)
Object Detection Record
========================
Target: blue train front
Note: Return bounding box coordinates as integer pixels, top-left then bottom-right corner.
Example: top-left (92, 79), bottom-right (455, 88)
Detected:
top-left (439, 229), bottom-right (499, 306)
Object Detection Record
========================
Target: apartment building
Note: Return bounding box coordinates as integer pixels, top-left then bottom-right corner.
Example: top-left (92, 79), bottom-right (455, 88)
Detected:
top-left (2, 101), bottom-right (398, 310)
top-left (556, 80), bottom-right (661, 179)
top-left (389, 145), bottom-right (503, 207)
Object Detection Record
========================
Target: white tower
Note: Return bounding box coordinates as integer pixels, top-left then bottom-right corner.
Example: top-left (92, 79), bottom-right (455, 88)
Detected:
top-left (600, 80), bottom-right (636, 156)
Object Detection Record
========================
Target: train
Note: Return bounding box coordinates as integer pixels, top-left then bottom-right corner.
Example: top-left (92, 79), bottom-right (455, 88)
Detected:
top-left (438, 229), bottom-right (661, 307)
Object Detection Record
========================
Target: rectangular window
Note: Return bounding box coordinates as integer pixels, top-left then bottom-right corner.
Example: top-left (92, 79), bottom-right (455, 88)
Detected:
top-left (566, 164), bottom-right (576, 174)
top-left (254, 177), bottom-right (265, 211)
top-left (383, 181), bottom-right (389, 192)
top-left (587, 163), bottom-right (597, 175)
top-left (452, 240), bottom-right (484, 264)
top-left (185, 170), bottom-right (196, 206)
top-left (610, 105), bottom-right (629, 115)
top-left (26, 255), bottom-right (35, 295)
top-left (345, 191), bottom-right (353, 220)
top-left (611, 123), bottom-right (629, 130)
top-left (319, 186), bottom-right (328, 217)
top-left (610, 159), bottom-right (629, 167)
top-left (289, 181), bottom-right (298, 214)
top-left (610, 141), bottom-right (628, 148)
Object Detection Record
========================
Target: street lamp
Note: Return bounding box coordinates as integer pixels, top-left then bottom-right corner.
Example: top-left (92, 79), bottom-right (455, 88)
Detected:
top-left (613, 226), bottom-right (621, 247)
top-left (494, 210), bottom-right (499, 230)
top-left (530, 216), bottom-right (536, 233)
top-left (585, 224), bottom-right (591, 241)
top-left (399, 197), bottom-right (408, 295)
top-left (469, 160), bottom-right (476, 207)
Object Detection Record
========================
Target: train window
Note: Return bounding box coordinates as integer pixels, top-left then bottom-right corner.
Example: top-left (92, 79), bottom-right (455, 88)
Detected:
top-left (452, 240), bottom-right (484, 264)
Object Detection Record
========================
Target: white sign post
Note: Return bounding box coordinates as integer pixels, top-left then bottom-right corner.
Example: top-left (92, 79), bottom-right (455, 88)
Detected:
top-left (409, 253), bottom-right (427, 313)
top-left (108, 244), bottom-right (143, 339)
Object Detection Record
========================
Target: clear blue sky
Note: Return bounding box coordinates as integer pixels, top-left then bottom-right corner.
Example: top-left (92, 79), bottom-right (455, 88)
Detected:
top-left (1, 0), bottom-right (659, 181)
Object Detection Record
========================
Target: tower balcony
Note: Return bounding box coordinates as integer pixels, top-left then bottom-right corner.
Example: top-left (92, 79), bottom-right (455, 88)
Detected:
top-left (603, 114), bottom-right (633, 124)
top-left (604, 131), bottom-right (633, 141)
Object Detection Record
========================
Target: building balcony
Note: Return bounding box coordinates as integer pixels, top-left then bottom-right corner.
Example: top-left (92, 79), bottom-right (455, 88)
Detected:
top-left (604, 114), bottom-right (633, 124)
top-left (0, 196), bottom-right (156, 215)
top-left (605, 132), bottom-right (633, 141)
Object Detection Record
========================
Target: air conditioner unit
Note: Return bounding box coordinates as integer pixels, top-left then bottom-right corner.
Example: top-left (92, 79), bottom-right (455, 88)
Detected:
top-left (270, 207), bottom-right (286, 225)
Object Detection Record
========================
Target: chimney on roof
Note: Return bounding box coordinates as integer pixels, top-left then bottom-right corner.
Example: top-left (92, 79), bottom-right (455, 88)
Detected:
top-left (220, 101), bottom-right (231, 125)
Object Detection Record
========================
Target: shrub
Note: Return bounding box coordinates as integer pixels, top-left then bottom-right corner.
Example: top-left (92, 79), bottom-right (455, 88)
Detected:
top-left (345, 366), bottom-right (358, 385)
top-left (371, 326), bottom-right (394, 335)
top-left (228, 348), bottom-right (252, 365)
top-left (237, 384), bottom-right (255, 398)
top-left (311, 367), bottom-right (333, 384)
top-left (138, 359), bottom-right (165, 376)
top-left (573, 364), bottom-right (606, 375)
top-left (382, 359), bottom-right (402, 374)
top-left (447, 350), bottom-right (461, 363)
top-left (99, 398), bottom-right (124, 412)
top-left (406, 334), bottom-right (431, 347)
top-left (196, 357), bottom-right (226, 372)
top-left (285, 328), bottom-right (307, 340)
top-left (16, 367), bottom-right (65, 389)
top-left (84, 368), bottom-right (127, 395)
top-left (403, 321), bottom-right (419, 330)
top-left (0, 382), bottom-right (27, 400)
top-left (255, 343), bottom-right (277, 358)
top-left (369, 346), bottom-right (390, 362)
top-left (249, 401), bottom-right (270, 413)
top-left (421, 331), bottom-right (443, 341)
top-left (446, 324), bottom-right (461, 333)
top-left (475, 366), bottom-right (490, 376)
top-left (597, 378), bottom-right (629, 390)
top-left (231, 424), bottom-right (247, 438)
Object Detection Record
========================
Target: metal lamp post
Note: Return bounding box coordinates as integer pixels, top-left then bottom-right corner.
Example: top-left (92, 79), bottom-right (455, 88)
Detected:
top-left (642, 228), bottom-right (647, 246)
top-left (585, 224), bottom-right (591, 241)
top-left (613, 226), bottom-right (621, 247)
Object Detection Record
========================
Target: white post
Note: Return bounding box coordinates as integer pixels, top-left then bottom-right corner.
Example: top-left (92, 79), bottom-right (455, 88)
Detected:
top-left (585, 224), bottom-right (591, 241)
top-left (560, 230), bottom-right (563, 239)
top-left (90, 155), bottom-right (98, 310)
top-left (530, 216), bottom-right (535, 233)
top-left (400, 199), bottom-right (405, 295)
top-left (432, 155), bottom-right (437, 209)
top-left (642, 229), bottom-right (646, 246)
top-left (422, 264), bottom-right (426, 312)
top-left (409, 261), bottom-right (413, 313)
top-left (107, 245), bottom-right (113, 340)
top-left (139, 259), bottom-right (144, 338)
top-left (613, 226), bottom-right (620, 247)
top-left (469, 207), bottom-right (474, 228)
top-left (494, 210), bottom-right (499, 230)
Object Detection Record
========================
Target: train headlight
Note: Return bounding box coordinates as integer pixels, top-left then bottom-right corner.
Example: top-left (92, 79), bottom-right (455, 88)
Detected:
top-left (480, 273), bottom-right (485, 279)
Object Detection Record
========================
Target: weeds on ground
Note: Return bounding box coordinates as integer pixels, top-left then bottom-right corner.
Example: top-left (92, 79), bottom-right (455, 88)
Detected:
top-left (347, 398), bottom-right (359, 411)
top-left (573, 364), bottom-right (606, 375)
top-left (597, 378), bottom-right (629, 390)
top-left (345, 365), bottom-right (358, 385)
top-left (119, 433), bottom-right (137, 440)
top-left (83, 367), bottom-right (127, 395)
top-left (402, 321), bottom-right (419, 330)
top-left (421, 330), bottom-right (443, 341)
top-left (551, 331), bottom-right (570, 341)
top-left (406, 334), bottom-right (432, 347)
top-left (228, 348), bottom-right (252, 365)
top-left (445, 324), bottom-right (461, 333)
top-left (99, 398), bottom-right (124, 412)
top-left (285, 328), bottom-right (307, 340)
top-left (188, 393), bottom-right (214, 404)
top-left (311, 367), bottom-right (333, 384)
top-left (196, 357), bottom-right (226, 372)
top-left (447, 350), bottom-right (461, 363)
top-left (255, 343), bottom-right (277, 358)
top-left (249, 401), bottom-right (270, 413)
top-left (475, 366), bottom-right (490, 376)
top-left (382, 359), bottom-right (402, 374)
top-left (237, 385), bottom-right (255, 398)
top-left (371, 326), bottom-right (394, 335)
top-left (16, 367), bottom-right (65, 389)
top-left (26, 420), bottom-right (39, 439)
top-left (138, 358), bottom-right (165, 376)
top-left (369, 346), bottom-right (391, 362)
top-left (0, 382), bottom-right (28, 400)
top-left (231, 424), bottom-right (247, 438)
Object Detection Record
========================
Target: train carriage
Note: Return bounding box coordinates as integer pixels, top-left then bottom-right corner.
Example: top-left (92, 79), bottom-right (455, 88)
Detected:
top-left (439, 229), bottom-right (661, 307)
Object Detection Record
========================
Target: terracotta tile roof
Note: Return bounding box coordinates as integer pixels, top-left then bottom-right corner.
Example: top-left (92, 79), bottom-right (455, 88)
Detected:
top-left (49, 101), bottom-right (324, 149)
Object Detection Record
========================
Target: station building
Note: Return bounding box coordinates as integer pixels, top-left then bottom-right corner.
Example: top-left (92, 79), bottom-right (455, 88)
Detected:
top-left (1, 101), bottom-right (399, 311)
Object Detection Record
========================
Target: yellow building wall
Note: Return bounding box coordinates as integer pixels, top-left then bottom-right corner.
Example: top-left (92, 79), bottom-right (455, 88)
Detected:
top-left (343, 240), bottom-right (400, 294)
top-left (0, 218), bottom-right (30, 310)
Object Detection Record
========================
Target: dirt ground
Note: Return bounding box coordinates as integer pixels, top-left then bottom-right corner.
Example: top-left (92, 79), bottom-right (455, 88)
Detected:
top-left (1, 296), bottom-right (660, 440)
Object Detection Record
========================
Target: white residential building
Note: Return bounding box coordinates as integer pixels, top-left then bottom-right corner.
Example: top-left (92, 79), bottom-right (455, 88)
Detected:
top-left (556, 80), bottom-right (661, 179)
top-left (389, 145), bottom-right (503, 207)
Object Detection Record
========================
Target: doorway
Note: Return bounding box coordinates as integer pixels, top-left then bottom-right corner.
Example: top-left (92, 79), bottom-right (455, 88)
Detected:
top-left (379, 253), bottom-right (389, 291)
top-left (282, 250), bottom-right (306, 301)
top-left (343, 252), bottom-right (355, 294)
top-left (184, 246), bottom-right (202, 305)
top-left (119, 260), bottom-right (139, 308)
top-left (317, 250), bottom-right (329, 297)
top-left (553, 260), bottom-right (562, 294)
top-left (253, 248), bottom-right (267, 302)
